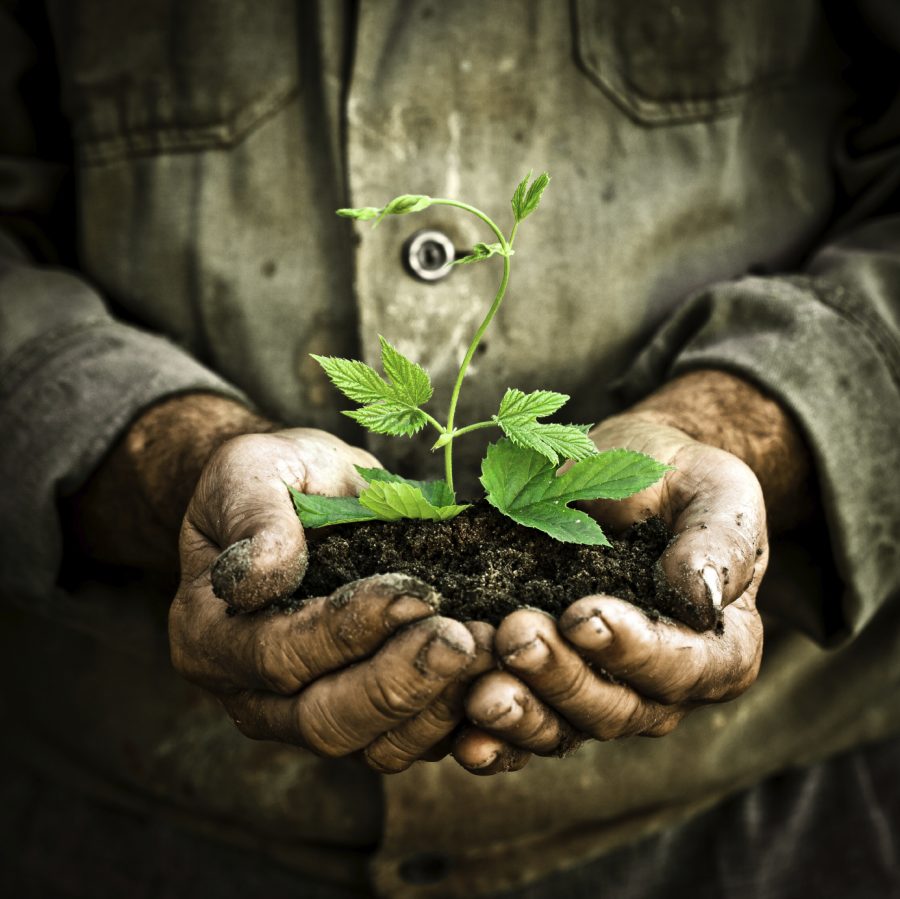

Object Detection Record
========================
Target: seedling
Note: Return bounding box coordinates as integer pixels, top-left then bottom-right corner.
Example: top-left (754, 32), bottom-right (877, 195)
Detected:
top-left (290, 173), bottom-right (669, 546)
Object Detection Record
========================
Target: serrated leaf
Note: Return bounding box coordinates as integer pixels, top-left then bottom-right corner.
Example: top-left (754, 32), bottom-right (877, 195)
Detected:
top-left (480, 439), bottom-right (670, 545)
top-left (451, 242), bottom-right (514, 267)
top-left (379, 335), bottom-right (433, 406)
top-left (344, 402), bottom-right (428, 436)
top-left (512, 171), bottom-right (550, 222)
top-left (355, 467), bottom-right (457, 507)
top-left (336, 206), bottom-right (381, 221)
top-left (311, 355), bottom-right (392, 404)
top-left (545, 448), bottom-right (673, 502)
top-left (495, 419), bottom-right (598, 465)
top-left (289, 487), bottom-right (377, 528)
top-left (511, 171), bottom-right (531, 222)
top-left (497, 388), bottom-right (569, 421)
top-left (359, 481), bottom-right (470, 522)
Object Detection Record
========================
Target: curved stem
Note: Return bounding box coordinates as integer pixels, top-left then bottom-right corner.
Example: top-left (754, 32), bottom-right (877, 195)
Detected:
top-left (430, 198), bottom-right (512, 492)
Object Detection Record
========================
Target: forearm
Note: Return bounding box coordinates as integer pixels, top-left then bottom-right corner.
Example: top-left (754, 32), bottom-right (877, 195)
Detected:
top-left (65, 393), bottom-right (274, 571)
top-left (624, 369), bottom-right (815, 533)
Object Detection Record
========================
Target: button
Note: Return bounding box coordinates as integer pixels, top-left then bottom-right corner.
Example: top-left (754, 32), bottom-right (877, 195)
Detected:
top-left (403, 229), bottom-right (455, 282)
top-left (398, 852), bottom-right (450, 885)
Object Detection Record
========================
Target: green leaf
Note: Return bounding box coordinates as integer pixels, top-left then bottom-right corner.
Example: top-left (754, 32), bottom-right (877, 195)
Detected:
top-left (355, 467), bottom-right (457, 507)
top-left (336, 206), bottom-right (381, 221)
top-left (289, 487), bottom-right (377, 528)
top-left (311, 355), bottom-right (392, 404)
top-left (495, 419), bottom-right (598, 465)
top-left (359, 481), bottom-right (470, 522)
top-left (451, 242), bottom-right (514, 267)
top-left (384, 194), bottom-right (432, 215)
top-left (511, 172), bottom-right (531, 223)
top-left (480, 439), bottom-right (670, 545)
top-left (379, 335), bottom-right (433, 406)
top-left (344, 402), bottom-right (429, 436)
top-left (544, 448), bottom-right (673, 502)
top-left (511, 171), bottom-right (550, 222)
top-left (493, 388), bottom-right (593, 465)
top-left (497, 388), bottom-right (569, 421)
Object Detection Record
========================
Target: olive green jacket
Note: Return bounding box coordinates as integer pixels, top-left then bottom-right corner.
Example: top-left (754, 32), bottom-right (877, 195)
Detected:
top-left (1, 1), bottom-right (899, 896)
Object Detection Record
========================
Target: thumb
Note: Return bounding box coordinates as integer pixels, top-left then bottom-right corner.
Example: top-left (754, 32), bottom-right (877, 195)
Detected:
top-left (209, 490), bottom-right (308, 613)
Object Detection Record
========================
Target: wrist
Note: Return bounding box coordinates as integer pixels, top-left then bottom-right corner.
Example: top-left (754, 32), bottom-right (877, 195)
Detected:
top-left (67, 393), bottom-right (274, 570)
top-left (625, 369), bottom-right (814, 532)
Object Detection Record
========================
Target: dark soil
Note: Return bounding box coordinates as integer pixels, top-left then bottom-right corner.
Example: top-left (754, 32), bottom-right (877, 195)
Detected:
top-left (293, 502), bottom-right (719, 632)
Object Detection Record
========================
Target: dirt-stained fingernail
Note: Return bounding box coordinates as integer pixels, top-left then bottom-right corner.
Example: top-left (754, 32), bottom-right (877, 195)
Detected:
top-left (564, 614), bottom-right (614, 650)
top-left (384, 595), bottom-right (438, 628)
top-left (702, 566), bottom-right (723, 609)
top-left (475, 697), bottom-right (524, 728)
top-left (422, 635), bottom-right (472, 678)
top-left (210, 539), bottom-right (253, 602)
top-left (503, 637), bottom-right (550, 671)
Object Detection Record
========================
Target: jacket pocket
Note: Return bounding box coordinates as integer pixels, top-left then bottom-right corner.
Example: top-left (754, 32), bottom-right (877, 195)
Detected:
top-left (49, 0), bottom-right (299, 164)
top-left (573, 0), bottom-right (817, 124)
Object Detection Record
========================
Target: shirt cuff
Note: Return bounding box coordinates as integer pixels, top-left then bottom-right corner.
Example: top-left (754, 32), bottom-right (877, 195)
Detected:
top-left (615, 274), bottom-right (900, 642)
top-left (0, 315), bottom-right (247, 609)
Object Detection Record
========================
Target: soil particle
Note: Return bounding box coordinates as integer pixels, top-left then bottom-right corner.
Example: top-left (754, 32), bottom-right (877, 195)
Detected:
top-left (293, 502), bottom-right (719, 632)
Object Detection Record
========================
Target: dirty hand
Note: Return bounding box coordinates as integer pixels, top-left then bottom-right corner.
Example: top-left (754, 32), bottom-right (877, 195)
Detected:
top-left (458, 412), bottom-right (767, 765)
top-left (169, 427), bottom-right (493, 772)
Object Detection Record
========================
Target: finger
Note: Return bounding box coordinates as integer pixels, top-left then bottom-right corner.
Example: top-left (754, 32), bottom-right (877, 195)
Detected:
top-left (466, 671), bottom-right (583, 756)
top-left (363, 622), bottom-right (496, 774)
top-left (452, 727), bottom-right (532, 776)
top-left (660, 444), bottom-right (767, 612)
top-left (497, 610), bottom-right (682, 740)
top-left (560, 593), bottom-right (764, 704)
top-left (223, 617), bottom-right (476, 756)
top-left (170, 573), bottom-right (439, 694)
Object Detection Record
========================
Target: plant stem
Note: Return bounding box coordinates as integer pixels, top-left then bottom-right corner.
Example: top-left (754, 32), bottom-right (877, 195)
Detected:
top-left (448, 420), bottom-right (496, 439)
top-left (430, 199), bottom-right (512, 492)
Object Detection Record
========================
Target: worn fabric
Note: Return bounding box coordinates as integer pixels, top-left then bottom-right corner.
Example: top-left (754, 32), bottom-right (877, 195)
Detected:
top-left (1, 1), bottom-right (899, 896)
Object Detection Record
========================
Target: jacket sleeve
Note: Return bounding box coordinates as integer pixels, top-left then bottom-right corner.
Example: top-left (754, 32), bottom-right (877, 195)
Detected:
top-left (0, 5), bottom-right (246, 607)
top-left (616, 1), bottom-right (900, 645)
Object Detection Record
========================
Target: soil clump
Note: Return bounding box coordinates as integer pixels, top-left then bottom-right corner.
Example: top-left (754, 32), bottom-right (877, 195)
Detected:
top-left (293, 502), bottom-right (718, 631)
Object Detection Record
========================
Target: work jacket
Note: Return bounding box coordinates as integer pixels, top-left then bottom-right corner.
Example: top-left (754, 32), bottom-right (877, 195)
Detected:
top-left (1, 1), bottom-right (899, 896)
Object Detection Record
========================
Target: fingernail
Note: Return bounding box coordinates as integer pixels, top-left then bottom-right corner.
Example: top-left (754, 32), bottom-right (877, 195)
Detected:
top-left (468, 749), bottom-right (499, 770)
top-left (210, 539), bottom-right (253, 602)
top-left (565, 614), bottom-right (614, 650)
top-left (384, 595), bottom-right (437, 628)
top-left (702, 566), bottom-right (723, 609)
top-left (423, 635), bottom-right (470, 678)
top-left (504, 637), bottom-right (550, 672)
top-left (480, 699), bottom-right (524, 728)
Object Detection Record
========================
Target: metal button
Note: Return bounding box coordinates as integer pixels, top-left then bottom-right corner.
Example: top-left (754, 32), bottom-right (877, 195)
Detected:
top-left (403, 229), bottom-right (455, 282)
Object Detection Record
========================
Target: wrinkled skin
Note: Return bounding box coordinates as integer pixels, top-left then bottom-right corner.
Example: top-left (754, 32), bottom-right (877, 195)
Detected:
top-left (169, 428), bottom-right (496, 774)
top-left (455, 415), bottom-right (767, 772)
top-left (170, 419), bottom-right (766, 776)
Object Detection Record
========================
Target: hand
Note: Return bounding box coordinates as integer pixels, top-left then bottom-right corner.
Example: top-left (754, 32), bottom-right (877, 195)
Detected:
top-left (169, 427), bottom-right (492, 772)
top-left (460, 413), bottom-right (767, 761)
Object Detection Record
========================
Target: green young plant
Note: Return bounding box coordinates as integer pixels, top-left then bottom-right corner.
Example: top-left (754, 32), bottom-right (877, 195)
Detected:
top-left (290, 173), bottom-right (670, 546)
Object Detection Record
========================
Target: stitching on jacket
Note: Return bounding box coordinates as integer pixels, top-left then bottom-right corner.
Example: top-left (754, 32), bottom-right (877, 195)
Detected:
top-left (76, 79), bottom-right (300, 166)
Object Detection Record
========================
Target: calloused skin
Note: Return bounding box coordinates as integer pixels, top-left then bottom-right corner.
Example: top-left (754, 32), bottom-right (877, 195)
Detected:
top-left (169, 428), bottom-right (498, 774)
top-left (455, 416), bottom-right (767, 771)
top-left (70, 370), bottom-right (810, 776)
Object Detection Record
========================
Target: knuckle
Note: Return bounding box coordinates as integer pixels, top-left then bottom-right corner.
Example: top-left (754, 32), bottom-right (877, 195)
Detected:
top-left (296, 699), bottom-right (354, 758)
top-left (368, 673), bottom-right (423, 721)
top-left (252, 639), bottom-right (308, 694)
top-left (543, 659), bottom-right (591, 706)
top-left (364, 734), bottom-right (416, 774)
top-left (592, 691), bottom-right (643, 740)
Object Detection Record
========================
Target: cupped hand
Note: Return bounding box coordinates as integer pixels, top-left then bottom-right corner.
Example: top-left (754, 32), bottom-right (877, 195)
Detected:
top-left (169, 428), bottom-right (493, 772)
top-left (459, 415), bottom-right (767, 762)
